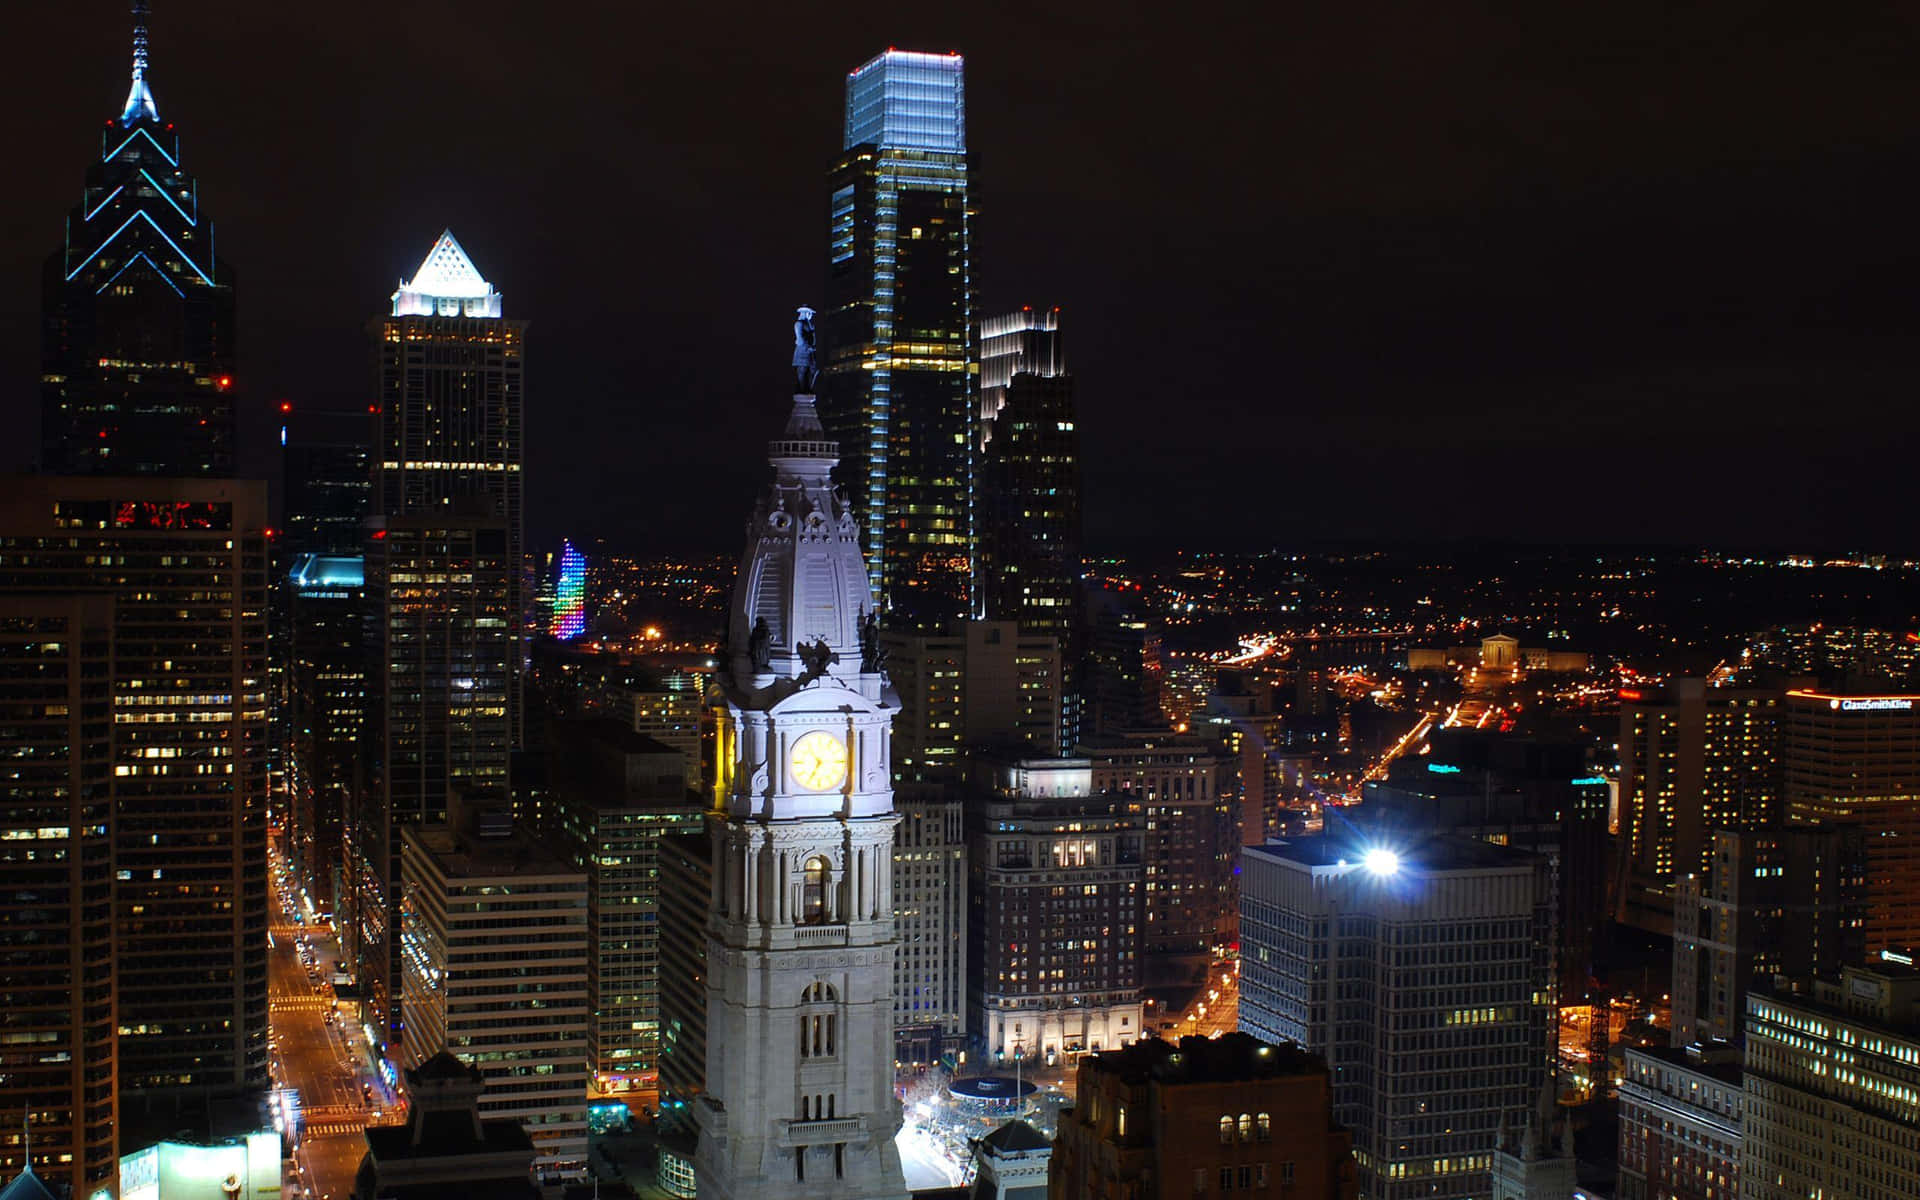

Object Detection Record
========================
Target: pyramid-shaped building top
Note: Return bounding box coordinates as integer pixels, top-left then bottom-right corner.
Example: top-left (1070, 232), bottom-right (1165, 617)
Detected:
top-left (392, 230), bottom-right (501, 318)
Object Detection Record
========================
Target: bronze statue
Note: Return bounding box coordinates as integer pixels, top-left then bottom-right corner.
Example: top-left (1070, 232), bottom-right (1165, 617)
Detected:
top-left (793, 306), bottom-right (818, 392)
top-left (795, 638), bottom-right (839, 685)
top-left (748, 616), bottom-right (772, 672)
top-left (858, 607), bottom-right (887, 674)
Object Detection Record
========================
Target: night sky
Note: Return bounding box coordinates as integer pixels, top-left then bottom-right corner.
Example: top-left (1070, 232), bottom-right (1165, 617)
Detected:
top-left (4, 2), bottom-right (1917, 555)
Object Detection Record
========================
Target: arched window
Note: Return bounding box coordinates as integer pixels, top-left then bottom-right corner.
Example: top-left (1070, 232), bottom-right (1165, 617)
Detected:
top-left (1238, 1112), bottom-right (1252, 1141)
top-left (1256, 1112), bottom-right (1271, 1141)
top-left (801, 981), bottom-right (838, 1005)
top-left (1219, 1115), bottom-right (1233, 1144)
top-left (802, 856), bottom-right (830, 924)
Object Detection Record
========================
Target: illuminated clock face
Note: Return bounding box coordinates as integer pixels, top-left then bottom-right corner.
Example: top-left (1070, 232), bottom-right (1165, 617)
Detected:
top-left (789, 731), bottom-right (848, 792)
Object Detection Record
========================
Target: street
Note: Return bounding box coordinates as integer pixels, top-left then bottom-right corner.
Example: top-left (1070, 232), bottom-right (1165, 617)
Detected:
top-left (269, 838), bottom-right (396, 1200)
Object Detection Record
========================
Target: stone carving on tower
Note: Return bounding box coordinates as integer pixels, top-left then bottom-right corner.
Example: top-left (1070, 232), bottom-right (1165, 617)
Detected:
top-left (691, 315), bottom-right (908, 1200)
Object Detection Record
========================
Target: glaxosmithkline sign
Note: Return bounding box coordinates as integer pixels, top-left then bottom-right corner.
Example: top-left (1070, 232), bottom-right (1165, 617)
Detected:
top-left (1830, 697), bottom-right (1916, 712)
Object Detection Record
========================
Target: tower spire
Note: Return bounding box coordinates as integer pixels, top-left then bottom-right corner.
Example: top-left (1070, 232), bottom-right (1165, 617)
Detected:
top-left (120, 0), bottom-right (158, 125)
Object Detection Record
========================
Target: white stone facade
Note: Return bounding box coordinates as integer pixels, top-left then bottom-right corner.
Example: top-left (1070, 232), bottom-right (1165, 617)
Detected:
top-left (693, 394), bottom-right (908, 1200)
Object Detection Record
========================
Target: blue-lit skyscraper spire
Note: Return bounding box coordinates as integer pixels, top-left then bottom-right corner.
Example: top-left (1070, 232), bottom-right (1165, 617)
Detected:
top-left (42, 0), bottom-right (236, 476)
top-left (121, 0), bottom-right (158, 124)
top-left (819, 50), bottom-right (976, 631)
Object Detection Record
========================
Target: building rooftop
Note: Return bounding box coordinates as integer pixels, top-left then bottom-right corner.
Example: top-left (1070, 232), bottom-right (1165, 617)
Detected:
top-left (1624, 1042), bottom-right (1743, 1086)
top-left (978, 1120), bottom-right (1051, 1154)
top-left (1086, 1033), bottom-right (1327, 1086)
top-left (408, 823), bottom-right (578, 881)
top-left (1245, 832), bottom-right (1539, 873)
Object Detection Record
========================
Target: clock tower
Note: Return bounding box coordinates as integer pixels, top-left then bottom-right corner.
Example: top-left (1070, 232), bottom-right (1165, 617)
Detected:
top-left (692, 364), bottom-right (909, 1199)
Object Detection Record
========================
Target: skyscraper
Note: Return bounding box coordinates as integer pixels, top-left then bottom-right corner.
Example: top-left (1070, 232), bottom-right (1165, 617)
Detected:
top-left (1238, 835), bottom-right (1554, 1200)
top-left (978, 307), bottom-right (1082, 744)
top-left (1782, 687), bottom-right (1920, 952)
top-left (0, 597), bottom-right (117, 1199)
top-left (0, 477), bottom-right (270, 1113)
top-left (820, 50), bottom-right (974, 629)
top-left (42, 1), bottom-right (236, 478)
top-left (284, 553), bottom-right (366, 916)
top-left (695, 386), bottom-right (907, 1198)
top-left (1614, 679), bottom-right (1784, 932)
top-left (356, 230), bottom-right (524, 1046)
top-left (281, 403), bottom-right (371, 556)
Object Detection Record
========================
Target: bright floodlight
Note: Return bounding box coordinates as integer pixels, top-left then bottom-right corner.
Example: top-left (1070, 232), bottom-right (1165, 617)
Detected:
top-left (1362, 847), bottom-right (1401, 876)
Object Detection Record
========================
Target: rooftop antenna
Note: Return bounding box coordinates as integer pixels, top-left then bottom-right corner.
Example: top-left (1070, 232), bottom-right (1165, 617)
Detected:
top-left (121, 1), bottom-right (159, 123)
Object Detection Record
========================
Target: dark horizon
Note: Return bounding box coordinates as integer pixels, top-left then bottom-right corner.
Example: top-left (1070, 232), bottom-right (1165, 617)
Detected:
top-left (4, 2), bottom-right (1917, 557)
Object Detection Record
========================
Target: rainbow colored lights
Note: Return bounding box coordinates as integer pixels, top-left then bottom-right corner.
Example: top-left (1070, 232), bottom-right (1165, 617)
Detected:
top-left (551, 540), bottom-right (586, 640)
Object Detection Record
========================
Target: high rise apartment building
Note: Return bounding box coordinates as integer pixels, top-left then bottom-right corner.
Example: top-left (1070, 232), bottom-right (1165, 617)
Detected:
top-left (882, 619), bottom-right (1062, 785)
top-left (399, 815), bottom-right (589, 1181)
top-left (1086, 734), bottom-right (1236, 990)
top-left (1615, 680), bottom-right (1784, 933)
top-left (0, 476), bottom-right (270, 1108)
top-left (542, 720), bottom-right (704, 1088)
top-left (41, 4), bottom-right (236, 478)
top-left (1670, 826), bottom-right (1866, 1047)
top-left (358, 231), bottom-right (524, 1047)
top-left (969, 757), bottom-right (1145, 1064)
top-left (1783, 688), bottom-right (1920, 951)
top-left (1050, 1034), bottom-right (1358, 1200)
top-left (1741, 961), bottom-right (1920, 1200)
top-left (1239, 836), bottom-right (1553, 1200)
top-left (978, 307), bottom-right (1081, 745)
top-left (820, 50), bottom-right (974, 628)
top-left (0, 597), bottom-right (117, 1198)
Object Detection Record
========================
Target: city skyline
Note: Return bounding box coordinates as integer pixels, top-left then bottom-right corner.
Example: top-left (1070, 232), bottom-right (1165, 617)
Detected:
top-left (1, 4), bottom-right (1914, 555)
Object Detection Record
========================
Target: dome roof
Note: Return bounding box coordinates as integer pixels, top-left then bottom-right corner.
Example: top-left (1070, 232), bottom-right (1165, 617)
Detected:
top-left (726, 395), bottom-right (877, 690)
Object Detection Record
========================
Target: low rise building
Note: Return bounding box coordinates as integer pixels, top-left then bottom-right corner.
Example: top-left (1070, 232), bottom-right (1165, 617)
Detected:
top-left (1616, 1042), bottom-right (1741, 1200)
top-left (352, 1051), bottom-right (537, 1200)
top-left (1049, 1033), bottom-right (1357, 1200)
top-left (969, 1120), bottom-right (1051, 1200)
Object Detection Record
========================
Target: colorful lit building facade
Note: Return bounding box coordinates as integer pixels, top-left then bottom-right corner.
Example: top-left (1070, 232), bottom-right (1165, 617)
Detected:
top-left (551, 539), bottom-right (586, 639)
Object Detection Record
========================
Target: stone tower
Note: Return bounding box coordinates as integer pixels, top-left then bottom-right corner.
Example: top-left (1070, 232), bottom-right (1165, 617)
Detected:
top-left (691, 366), bottom-right (908, 1199)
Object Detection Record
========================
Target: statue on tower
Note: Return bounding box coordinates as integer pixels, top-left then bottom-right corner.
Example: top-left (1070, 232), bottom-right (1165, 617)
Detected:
top-left (793, 305), bottom-right (818, 393)
top-left (859, 607), bottom-right (887, 674)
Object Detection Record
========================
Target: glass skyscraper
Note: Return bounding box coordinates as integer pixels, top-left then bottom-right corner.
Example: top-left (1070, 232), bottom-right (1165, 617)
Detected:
top-left (820, 51), bottom-right (975, 631)
top-left (41, 2), bottom-right (235, 477)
